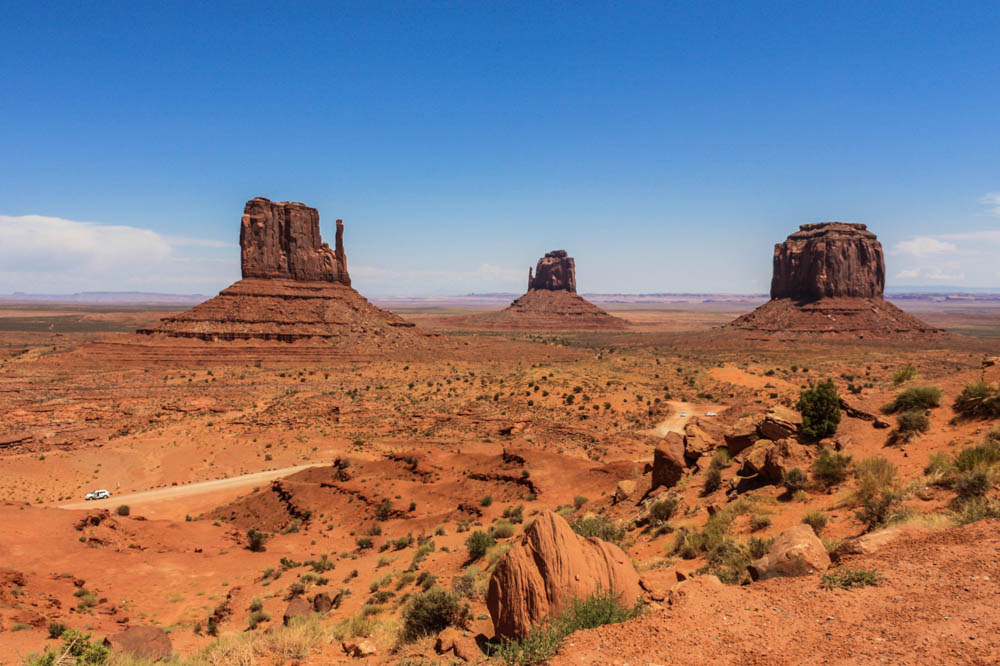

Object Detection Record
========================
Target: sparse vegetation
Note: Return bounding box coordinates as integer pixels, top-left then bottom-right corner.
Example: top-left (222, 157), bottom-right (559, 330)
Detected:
top-left (570, 515), bottom-right (624, 544)
top-left (854, 457), bottom-right (905, 531)
top-left (821, 566), bottom-right (884, 590)
top-left (398, 588), bottom-right (470, 643)
top-left (811, 448), bottom-right (853, 487)
top-left (115, 504), bottom-right (130, 516)
top-left (466, 530), bottom-right (496, 560)
top-left (891, 365), bottom-right (917, 385)
top-left (882, 386), bottom-right (941, 414)
top-left (491, 589), bottom-right (643, 665)
top-left (802, 510), bottom-right (827, 534)
top-left (246, 529), bottom-right (268, 552)
top-left (953, 381), bottom-right (1000, 419)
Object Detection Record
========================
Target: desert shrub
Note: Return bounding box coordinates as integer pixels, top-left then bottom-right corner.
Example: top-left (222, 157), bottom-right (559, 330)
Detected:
top-left (749, 514), bottom-right (772, 531)
top-left (247, 529), bottom-right (268, 552)
top-left (889, 409), bottom-right (930, 444)
top-left (796, 380), bottom-right (841, 439)
top-left (24, 629), bottom-right (108, 666)
top-left (891, 365), bottom-right (917, 385)
top-left (569, 515), bottom-right (624, 544)
top-left (953, 381), bottom-right (1000, 419)
top-left (649, 496), bottom-right (679, 524)
top-left (854, 457), bottom-right (904, 531)
top-left (115, 504), bottom-right (130, 517)
top-left (374, 498), bottom-right (393, 521)
top-left (247, 609), bottom-right (271, 629)
top-left (882, 386), bottom-right (941, 414)
top-left (466, 531), bottom-right (496, 560)
top-left (781, 468), bottom-right (809, 493)
top-left (703, 465), bottom-right (723, 494)
top-left (249, 597), bottom-right (264, 612)
top-left (821, 566), bottom-right (883, 590)
top-left (802, 510), bottom-right (828, 535)
top-left (699, 536), bottom-right (773, 585)
top-left (954, 437), bottom-right (1000, 472)
top-left (355, 537), bottom-right (373, 550)
top-left (952, 469), bottom-right (992, 500)
top-left (491, 589), bottom-right (642, 665)
top-left (399, 588), bottom-right (469, 643)
top-left (46, 621), bottom-right (66, 639)
top-left (481, 495), bottom-right (493, 507)
top-left (503, 504), bottom-right (525, 524)
top-left (573, 496), bottom-right (589, 509)
top-left (811, 448), bottom-right (853, 487)
top-left (957, 497), bottom-right (1000, 524)
top-left (450, 567), bottom-right (477, 598)
top-left (491, 520), bottom-right (516, 539)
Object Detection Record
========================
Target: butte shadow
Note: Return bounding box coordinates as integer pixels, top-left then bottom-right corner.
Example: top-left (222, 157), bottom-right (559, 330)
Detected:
top-left (727, 222), bottom-right (940, 339)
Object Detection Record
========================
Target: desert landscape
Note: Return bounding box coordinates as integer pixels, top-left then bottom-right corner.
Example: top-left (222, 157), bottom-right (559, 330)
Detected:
top-left (1, 199), bottom-right (999, 666)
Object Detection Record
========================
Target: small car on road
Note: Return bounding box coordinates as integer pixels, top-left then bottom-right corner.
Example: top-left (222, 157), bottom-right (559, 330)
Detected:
top-left (85, 489), bottom-right (110, 501)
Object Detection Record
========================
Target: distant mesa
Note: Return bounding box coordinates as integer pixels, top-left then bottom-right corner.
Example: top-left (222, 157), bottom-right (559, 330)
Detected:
top-left (729, 222), bottom-right (939, 337)
top-left (137, 197), bottom-right (421, 346)
top-left (443, 250), bottom-right (627, 331)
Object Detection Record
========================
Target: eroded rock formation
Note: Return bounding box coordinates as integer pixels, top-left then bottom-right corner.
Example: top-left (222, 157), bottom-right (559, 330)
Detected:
top-left (528, 250), bottom-right (576, 292)
top-left (486, 511), bottom-right (641, 639)
top-left (444, 250), bottom-right (626, 330)
top-left (138, 198), bottom-right (423, 348)
top-left (729, 222), bottom-right (938, 338)
top-left (240, 197), bottom-right (350, 284)
top-left (770, 223), bottom-right (883, 300)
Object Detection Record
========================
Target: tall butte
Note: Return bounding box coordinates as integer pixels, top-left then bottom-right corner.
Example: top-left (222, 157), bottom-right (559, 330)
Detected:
top-left (451, 250), bottom-right (627, 330)
top-left (729, 222), bottom-right (938, 337)
top-left (138, 198), bottom-right (421, 347)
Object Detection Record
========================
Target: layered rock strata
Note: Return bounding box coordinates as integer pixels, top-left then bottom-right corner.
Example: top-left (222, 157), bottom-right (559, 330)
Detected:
top-left (730, 222), bottom-right (937, 337)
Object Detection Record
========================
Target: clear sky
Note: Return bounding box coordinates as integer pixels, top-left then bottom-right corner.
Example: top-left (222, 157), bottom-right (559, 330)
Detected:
top-left (2, 1), bottom-right (999, 296)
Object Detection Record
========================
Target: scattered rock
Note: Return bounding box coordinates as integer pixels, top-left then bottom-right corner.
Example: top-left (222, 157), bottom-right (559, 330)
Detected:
top-left (312, 592), bottom-right (333, 613)
top-left (486, 511), bottom-right (641, 639)
top-left (683, 420), bottom-right (716, 462)
top-left (724, 415), bottom-right (762, 456)
top-left (614, 479), bottom-right (639, 505)
top-left (652, 432), bottom-right (686, 490)
top-left (832, 526), bottom-right (906, 560)
top-left (104, 626), bottom-right (172, 661)
top-left (669, 574), bottom-right (724, 606)
top-left (342, 639), bottom-right (377, 657)
top-left (435, 627), bottom-right (478, 661)
top-left (283, 597), bottom-right (312, 626)
top-left (748, 525), bottom-right (831, 581)
top-left (759, 406), bottom-right (800, 440)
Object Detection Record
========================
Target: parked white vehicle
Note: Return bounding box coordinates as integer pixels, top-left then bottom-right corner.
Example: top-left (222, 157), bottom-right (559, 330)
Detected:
top-left (705, 412), bottom-right (717, 417)
top-left (85, 489), bottom-right (110, 500)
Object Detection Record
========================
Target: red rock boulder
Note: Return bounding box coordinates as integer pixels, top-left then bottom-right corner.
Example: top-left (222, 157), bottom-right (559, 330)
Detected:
top-left (486, 511), bottom-right (641, 639)
top-left (748, 525), bottom-right (831, 581)
top-left (651, 432), bottom-right (686, 490)
top-left (104, 626), bottom-right (172, 661)
top-left (528, 250), bottom-right (576, 292)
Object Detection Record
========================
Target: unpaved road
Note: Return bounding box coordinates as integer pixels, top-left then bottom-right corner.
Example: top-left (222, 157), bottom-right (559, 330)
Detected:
top-left (649, 400), bottom-right (725, 437)
top-left (58, 464), bottom-right (319, 516)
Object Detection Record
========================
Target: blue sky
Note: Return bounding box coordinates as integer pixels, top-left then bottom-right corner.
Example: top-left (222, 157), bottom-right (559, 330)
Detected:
top-left (2, 1), bottom-right (999, 295)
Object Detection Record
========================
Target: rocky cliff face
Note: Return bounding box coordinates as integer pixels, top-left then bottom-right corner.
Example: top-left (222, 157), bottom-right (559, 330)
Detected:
top-left (528, 250), bottom-right (576, 292)
top-left (240, 197), bottom-right (350, 285)
top-left (770, 223), bottom-right (884, 300)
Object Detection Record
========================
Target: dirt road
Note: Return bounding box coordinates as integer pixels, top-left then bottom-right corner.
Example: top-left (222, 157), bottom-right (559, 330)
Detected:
top-left (648, 401), bottom-right (724, 437)
top-left (58, 463), bottom-right (319, 519)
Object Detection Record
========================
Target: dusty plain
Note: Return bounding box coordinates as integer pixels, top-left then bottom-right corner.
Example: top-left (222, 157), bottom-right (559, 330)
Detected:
top-left (1, 295), bottom-right (999, 664)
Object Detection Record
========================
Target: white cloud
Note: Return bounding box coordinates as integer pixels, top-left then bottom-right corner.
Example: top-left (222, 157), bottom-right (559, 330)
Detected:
top-left (0, 214), bottom-right (237, 294)
top-left (980, 192), bottom-right (1000, 216)
top-left (892, 237), bottom-right (958, 257)
top-left (896, 268), bottom-right (920, 279)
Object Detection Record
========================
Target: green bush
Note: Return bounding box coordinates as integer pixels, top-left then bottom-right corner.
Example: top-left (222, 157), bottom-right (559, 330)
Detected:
top-left (853, 458), bottom-right (904, 531)
top-left (881, 386), bottom-right (941, 414)
top-left (811, 448), bottom-right (853, 487)
top-left (802, 510), bottom-right (828, 535)
top-left (569, 515), bottom-right (624, 544)
top-left (491, 520), bottom-right (516, 539)
top-left (889, 409), bottom-right (930, 444)
top-left (781, 468), bottom-right (809, 493)
top-left (953, 381), bottom-right (1000, 419)
top-left (954, 437), bottom-right (1000, 472)
top-left (465, 531), bottom-right (496, 560)
top-left (957, 497), bottom-right (1000, 524)
top-left (821, 566), bottom-right (883, 590)
top-left (115, 504), bottom-right (130, 517)
top-left (649, 496), bottom-right (679, 524)
top-left (47, 621), bottom-right (67, 639)
top-left (374, 498), bottom-right (393, 521)
top-left (247, 529), bottom-right (268, 552)
top-left (796, 380), bottom-right (841, 439)
top-left (952, 469), bottom-right (992, 500)
top-left (749, 514), bottom-right (772, 531)
top-left (891, 365), bottom-right (917, 385)
top-left (24, 629), bottom-right (108, 666)
top-left (399, 588), bottom-right (469, 642)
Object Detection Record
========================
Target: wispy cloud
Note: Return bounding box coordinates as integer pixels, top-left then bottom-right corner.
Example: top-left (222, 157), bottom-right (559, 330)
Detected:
top-left (0, 214), bottom-right (237, 293)
top-left (980, 192), bottom-right (1000, 216)
top-left (892, 237), bottom-right (958, 257)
